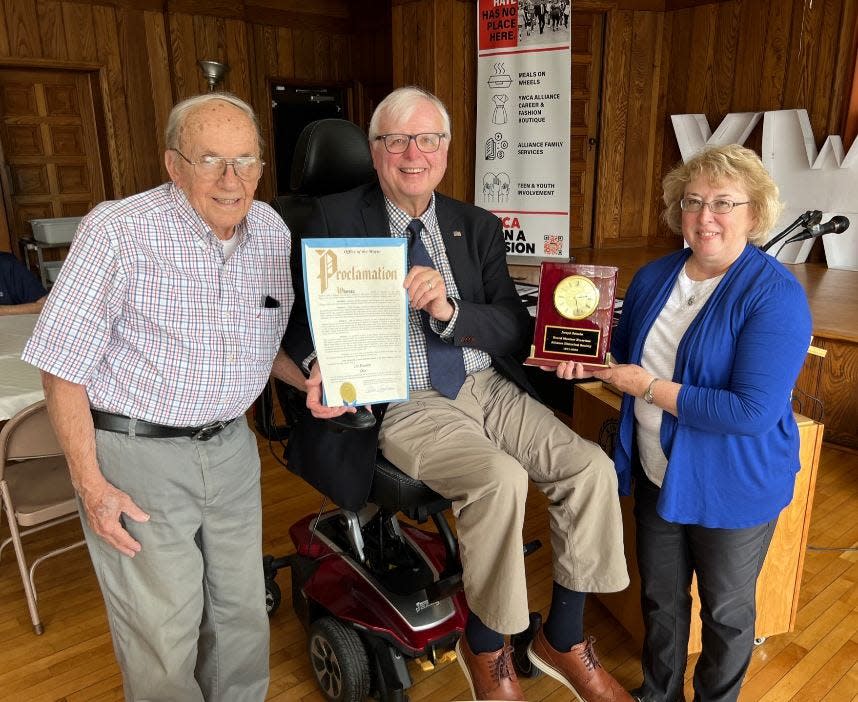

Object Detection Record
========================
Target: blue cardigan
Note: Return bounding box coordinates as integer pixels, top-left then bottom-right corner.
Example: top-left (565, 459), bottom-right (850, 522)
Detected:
top-left (611, 245), bottom-right (812, 528)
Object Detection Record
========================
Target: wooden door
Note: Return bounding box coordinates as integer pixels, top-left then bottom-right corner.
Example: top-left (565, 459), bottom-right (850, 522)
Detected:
top-left (569, 11), bottom-right (604, 249)
top-left (0, 68), bottom-right (106, 253)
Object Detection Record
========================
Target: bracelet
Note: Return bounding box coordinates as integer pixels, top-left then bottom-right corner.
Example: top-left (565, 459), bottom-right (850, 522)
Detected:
top-left (643, 377), bottom-right (658, 404)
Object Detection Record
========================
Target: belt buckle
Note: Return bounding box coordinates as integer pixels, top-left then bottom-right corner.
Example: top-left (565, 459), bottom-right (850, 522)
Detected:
top-left (193, 421), bottom-right (226, 441)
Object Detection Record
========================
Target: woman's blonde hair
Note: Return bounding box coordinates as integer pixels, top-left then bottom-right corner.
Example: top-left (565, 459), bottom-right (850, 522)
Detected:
top-left (661, 144), bottom-right (783, 243)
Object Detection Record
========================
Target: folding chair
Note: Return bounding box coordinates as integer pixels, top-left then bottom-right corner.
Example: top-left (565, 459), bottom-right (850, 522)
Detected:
top-left (0, 399), bottom-right (86, 634)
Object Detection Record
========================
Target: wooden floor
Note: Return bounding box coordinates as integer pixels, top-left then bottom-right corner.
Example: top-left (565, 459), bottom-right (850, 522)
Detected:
top-left (1, 429), bottom-right (856, 701)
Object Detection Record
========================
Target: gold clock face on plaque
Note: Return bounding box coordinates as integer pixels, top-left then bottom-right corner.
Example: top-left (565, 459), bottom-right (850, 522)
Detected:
top-left (553, 275), bottom-right (600, 320)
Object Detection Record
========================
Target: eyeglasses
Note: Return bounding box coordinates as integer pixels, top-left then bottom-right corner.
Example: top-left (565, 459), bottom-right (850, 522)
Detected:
top-left (171, 149), bottom-right (264, 182)
top-left (680, 197), bottom-right (750, 214)
top-left (374, 133), bottom-right (447, 154)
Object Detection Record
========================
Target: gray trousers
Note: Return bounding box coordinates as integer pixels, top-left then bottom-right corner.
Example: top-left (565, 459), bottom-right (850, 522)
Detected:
top-left (81, 417), bottom-right (269, 702)
top-left (379, 368), bottom-right (629, 634)
top-left (634, 473), bottom-right (778, 702)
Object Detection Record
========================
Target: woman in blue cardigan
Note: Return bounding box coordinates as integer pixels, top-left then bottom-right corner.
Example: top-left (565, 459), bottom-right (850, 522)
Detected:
top-left (557, 144), bottom-right (812, 701)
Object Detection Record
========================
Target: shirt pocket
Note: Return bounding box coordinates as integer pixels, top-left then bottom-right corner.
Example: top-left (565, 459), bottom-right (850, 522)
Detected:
top-left (240, 299), bottom-right (287, 365)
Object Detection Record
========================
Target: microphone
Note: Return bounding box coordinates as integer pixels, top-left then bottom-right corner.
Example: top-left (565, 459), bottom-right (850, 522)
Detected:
top-left (805, 209), bottom-right (824, 229)
top-left (784, 216), bottom-right (850, 245)
top-left (760, 210), bottom-right (822, 252)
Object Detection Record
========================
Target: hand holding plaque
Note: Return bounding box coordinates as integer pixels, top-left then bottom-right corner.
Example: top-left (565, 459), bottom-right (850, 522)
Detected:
top-left (524, 262), bottom-right (618, 369)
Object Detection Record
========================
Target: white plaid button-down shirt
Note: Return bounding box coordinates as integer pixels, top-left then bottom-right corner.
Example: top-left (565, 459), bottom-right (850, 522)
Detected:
top-left (23, 182), bottom-right (293, 426)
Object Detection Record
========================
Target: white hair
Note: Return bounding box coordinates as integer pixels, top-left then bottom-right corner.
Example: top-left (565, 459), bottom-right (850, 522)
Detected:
top-left (165, 92), bottom-right (263, 152)
top-left (368, 86), bottom-right (451, 141)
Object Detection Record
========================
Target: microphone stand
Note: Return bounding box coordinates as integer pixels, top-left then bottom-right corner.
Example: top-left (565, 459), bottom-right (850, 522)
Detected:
top-left (760, 210), bottom-right (821, 253)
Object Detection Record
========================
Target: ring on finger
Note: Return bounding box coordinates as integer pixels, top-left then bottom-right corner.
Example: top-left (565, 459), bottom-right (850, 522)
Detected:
top-left (427, 280), bottom-right (434, 289)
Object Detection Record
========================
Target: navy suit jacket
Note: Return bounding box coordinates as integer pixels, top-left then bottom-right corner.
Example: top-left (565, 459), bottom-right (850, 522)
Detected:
top-left (283, 182), bottom-right (534, 509)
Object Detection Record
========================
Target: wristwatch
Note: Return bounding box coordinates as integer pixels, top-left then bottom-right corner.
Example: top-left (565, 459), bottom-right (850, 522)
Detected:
top-left (643, 377), bottom-right (658, 404)
top-left (302, 351), bottom-right (318, 375)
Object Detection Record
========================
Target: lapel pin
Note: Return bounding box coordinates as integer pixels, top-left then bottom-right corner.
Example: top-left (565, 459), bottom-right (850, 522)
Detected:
top-left (453, 230), bottom-right (462, 237)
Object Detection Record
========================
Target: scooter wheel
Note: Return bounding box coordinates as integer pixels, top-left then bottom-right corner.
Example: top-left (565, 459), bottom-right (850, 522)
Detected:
top-left (308, 617), bottom-right (371, 702)
top-left (265, 579), bottom-right (281, 616)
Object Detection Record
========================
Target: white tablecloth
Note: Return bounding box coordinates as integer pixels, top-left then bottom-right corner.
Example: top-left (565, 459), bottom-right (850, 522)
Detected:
top-left (0, 314), bottom-right (43, 420)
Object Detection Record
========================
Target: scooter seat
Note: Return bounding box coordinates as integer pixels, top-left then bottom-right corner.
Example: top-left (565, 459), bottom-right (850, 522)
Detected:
top-left (370, 455), bottom-right (451, 523)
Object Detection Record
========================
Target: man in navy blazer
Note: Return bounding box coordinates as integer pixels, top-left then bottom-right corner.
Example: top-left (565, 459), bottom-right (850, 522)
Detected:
top-left (284, 86), bottom-right (631, 702)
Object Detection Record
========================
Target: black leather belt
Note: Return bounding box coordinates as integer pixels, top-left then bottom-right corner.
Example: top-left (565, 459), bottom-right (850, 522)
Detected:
top-left (91, 410), bottom-right (236, 441)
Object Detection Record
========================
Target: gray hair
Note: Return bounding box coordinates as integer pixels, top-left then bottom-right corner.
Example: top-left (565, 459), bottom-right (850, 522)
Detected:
top-left (368, 86), bottom-right (451, 142)
top-left (165, 92), bottom-right (263, 153)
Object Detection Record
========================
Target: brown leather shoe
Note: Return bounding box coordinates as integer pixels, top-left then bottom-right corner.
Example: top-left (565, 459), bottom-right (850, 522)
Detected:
top-left (527, 628), bottom-right (633, 702)
top-left (455, 637), bottom-right (525, 701)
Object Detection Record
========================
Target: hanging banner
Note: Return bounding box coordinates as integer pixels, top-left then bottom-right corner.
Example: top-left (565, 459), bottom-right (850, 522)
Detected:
top-left (475, 0), bottom-right (572, 260)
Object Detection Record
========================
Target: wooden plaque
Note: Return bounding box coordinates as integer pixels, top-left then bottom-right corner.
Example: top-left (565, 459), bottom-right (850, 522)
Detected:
top-left (524, 262), bottom-right (618, 369)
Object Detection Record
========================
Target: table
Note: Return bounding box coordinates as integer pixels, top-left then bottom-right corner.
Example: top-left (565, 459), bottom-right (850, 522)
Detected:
top-left (20, 237), bottom-right (68, 289)
top-left (0, 314), bottom-right (44, 420)
top-left (571, 381), bottom-right (823, 654)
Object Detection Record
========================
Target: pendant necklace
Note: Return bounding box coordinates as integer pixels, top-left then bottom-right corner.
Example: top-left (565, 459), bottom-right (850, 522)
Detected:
top-left (677, 268), bottom-right (722, 308)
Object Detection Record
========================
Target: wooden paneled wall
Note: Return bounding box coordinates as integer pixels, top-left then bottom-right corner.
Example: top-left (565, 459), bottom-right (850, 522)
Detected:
top-left (242, 4), bottom-right (392, 202)
top-left (392, 0), bottom-right (857, 248)
top-left (595, 4), bottom-right (665, 248)
top-left (584, 0), bottom-right (857, 248)
top-left (391, 0), bottom-right (477, 204)
top-left (0, 0), bottom-right (392, 247)
top-left (646, 0), bottom-right (858, 247)
top-left (0, 1), bottom-right (174, 206)
top-left (1, 0), bottom-right (855, 251)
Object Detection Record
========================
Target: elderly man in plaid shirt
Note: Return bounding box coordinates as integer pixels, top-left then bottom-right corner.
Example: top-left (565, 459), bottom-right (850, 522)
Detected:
top-left (23, 93), bottom-right (306, 702)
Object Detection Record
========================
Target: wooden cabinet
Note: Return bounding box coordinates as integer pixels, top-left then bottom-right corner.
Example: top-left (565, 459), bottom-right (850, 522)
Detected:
top-left (788, 264), bottom-right (858, 451)
top-left (572, 381), bottom-right (824, 654)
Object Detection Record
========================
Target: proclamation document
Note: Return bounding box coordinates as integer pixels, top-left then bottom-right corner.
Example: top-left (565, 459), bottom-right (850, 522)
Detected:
top-left (302, 238), bottom-right (409, 407)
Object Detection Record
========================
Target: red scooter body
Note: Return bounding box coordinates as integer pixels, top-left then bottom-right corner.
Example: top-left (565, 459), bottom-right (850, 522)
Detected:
top-left (289, 511), bottom-right (467, 658)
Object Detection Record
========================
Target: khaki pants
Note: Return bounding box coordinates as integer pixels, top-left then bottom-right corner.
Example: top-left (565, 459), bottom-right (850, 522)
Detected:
top-left (82, 418), bottom-right (269, 702)
top-left (379, 368), bottom-right (629, 634)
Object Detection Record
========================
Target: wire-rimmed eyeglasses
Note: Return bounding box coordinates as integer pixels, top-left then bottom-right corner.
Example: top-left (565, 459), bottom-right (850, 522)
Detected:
top-left (171, 149), bottom-right (264, 182)
top-left (680, 197), bottom-right (750, 214)
top-left (374, 133), bottom-right (447, 154)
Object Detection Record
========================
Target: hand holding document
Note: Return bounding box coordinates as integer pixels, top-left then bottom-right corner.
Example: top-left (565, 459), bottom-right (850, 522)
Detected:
top-left (302, 238), bottom-right (409, 407)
